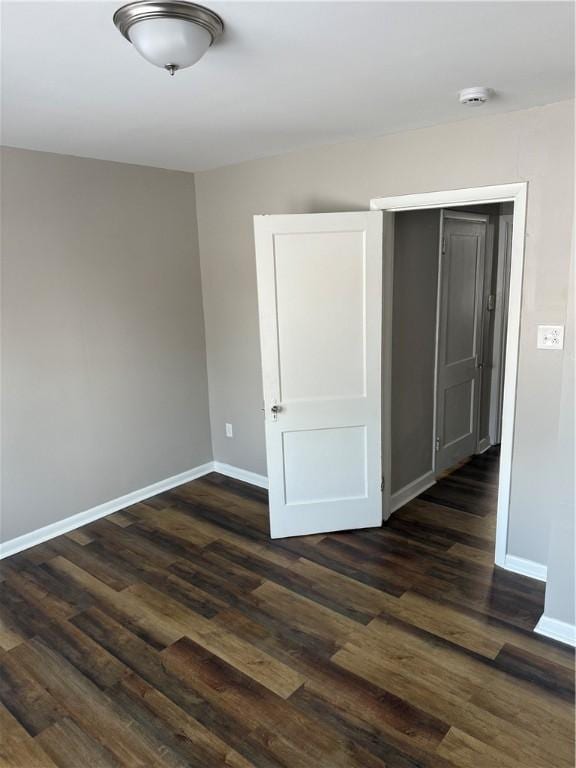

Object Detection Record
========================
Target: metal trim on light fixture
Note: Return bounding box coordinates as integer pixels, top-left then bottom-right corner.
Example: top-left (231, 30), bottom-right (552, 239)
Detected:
top-left (113, 1), bottom-right (224, 45)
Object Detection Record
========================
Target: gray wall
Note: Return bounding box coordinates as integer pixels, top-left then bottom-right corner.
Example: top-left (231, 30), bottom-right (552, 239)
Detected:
top-left (542, 239), bottom-right (574, 625)
top-left (195, 100), bottom-right (574, 566)
top-left (391, 210), bottom-right (439, 492)
top-left (478, 211), bottom-right (498, 447)
top-left (1, 148), bottom-right (212, 541)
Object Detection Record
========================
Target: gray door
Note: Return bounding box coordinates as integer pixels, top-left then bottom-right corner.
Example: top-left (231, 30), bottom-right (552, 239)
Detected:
top-left (435, 210), bottom-right (487, 473)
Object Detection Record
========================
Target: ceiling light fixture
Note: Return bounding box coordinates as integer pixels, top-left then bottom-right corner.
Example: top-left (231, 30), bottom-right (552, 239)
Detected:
top-left (113, 0), bottom-right (224, 76)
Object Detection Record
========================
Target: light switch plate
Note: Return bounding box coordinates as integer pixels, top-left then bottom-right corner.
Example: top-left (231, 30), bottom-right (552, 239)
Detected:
top-left (537, 325), bottom-right (564, 350)
top-left (225, 422), bottom-right (234, 438)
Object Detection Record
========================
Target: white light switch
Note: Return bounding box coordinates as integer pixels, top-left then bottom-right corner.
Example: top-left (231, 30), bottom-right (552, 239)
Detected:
top-left (537, 325), bottom-right (564, 350)
top-left (225, 423), bottom-right (234, 438)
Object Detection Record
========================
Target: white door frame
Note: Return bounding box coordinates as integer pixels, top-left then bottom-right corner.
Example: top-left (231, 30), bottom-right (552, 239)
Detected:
top-left (370, 183), bottom-right (528, 568)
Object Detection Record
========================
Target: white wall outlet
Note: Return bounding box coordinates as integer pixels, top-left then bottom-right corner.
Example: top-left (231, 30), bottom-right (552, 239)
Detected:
top-left (225, 422), bottom-right (234, 438)
top-left (537, 325), bottom-right (564, 350)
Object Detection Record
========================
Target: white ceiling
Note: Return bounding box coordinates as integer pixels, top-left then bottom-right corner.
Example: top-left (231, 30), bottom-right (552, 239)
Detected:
top-left (2, 1), bottom-right (574, 172)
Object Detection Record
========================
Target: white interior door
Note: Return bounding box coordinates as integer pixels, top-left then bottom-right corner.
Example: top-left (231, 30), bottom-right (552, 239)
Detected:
top-left (254, 211), bottom-right (386, 538)
top-left (435, 210), bottom-right (487, 473)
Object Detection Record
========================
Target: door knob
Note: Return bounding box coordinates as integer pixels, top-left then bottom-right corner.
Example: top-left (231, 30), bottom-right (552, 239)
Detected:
top-left (271, 404), bottom-right (282, 414)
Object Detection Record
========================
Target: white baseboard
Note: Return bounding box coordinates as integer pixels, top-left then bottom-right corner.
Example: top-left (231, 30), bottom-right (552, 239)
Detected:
top-left (0, 462), bottom-right (214, 560)
top-left (502, 554), bottom-right (548, 582)
top-left (0, 460), bottom-right (270, 560)
top-left (391, 470), bottom-right (436, 513)
top-left (534, 615), bottom-right (576, 647)
top-left (1, 456), bottom-right (552, 607)
top-left (213, 461), bottom-right (269, 489)
top-left (476, 438), bottom-right (492, 454)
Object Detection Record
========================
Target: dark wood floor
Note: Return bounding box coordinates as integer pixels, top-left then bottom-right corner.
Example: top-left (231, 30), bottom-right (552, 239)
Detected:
top-left (1, 447), bottom-right (574, 767)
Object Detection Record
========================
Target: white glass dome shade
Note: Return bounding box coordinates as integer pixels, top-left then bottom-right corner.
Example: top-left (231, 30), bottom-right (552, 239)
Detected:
top-left (128, 18), bottom-right (211, 70)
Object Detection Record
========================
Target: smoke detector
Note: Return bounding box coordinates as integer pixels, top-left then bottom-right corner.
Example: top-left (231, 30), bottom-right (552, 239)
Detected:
top-left (459, 87), bottom-right (491, 106)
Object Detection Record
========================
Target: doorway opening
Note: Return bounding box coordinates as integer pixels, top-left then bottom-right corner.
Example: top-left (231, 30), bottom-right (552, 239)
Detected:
top-left (390, 203), bottom-right (512, 483)
top-left (372, 183), bottom-right (527, 570)
top-left (386, 202), bottom-right (513, 560)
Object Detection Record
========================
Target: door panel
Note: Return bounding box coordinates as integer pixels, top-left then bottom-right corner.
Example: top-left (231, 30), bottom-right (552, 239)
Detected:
top-left (444, 234), bottom-right (480, 364)
top-left (444, 380), bottom-right (474, 445)
top-left (436, 212), bottom-right (487, 473)
top-left (274, 231), bottom-right (366, 401)
top-left (254, 211), bottom-right (385, 538)
top-left (283, 425), bottom-right (367, 505)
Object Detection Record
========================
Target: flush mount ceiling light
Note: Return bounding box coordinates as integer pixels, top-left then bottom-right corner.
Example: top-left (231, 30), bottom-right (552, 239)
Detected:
top-left (113, 1), bottom-right (224, 75)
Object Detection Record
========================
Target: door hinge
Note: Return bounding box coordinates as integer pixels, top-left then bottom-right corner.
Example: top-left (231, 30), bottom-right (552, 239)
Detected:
top-left (435, 436), bottom-right (441, 452)
top-left (487, 294), bottom-right (496, 311)
top-left (441, 236), bottom-right (446, 255)
top-left (381, 477), bottom-right (385, 492)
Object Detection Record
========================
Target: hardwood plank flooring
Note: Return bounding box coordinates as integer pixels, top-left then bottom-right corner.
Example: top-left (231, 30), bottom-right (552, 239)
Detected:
top-left (1, 447), bottom-right (574, 767)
